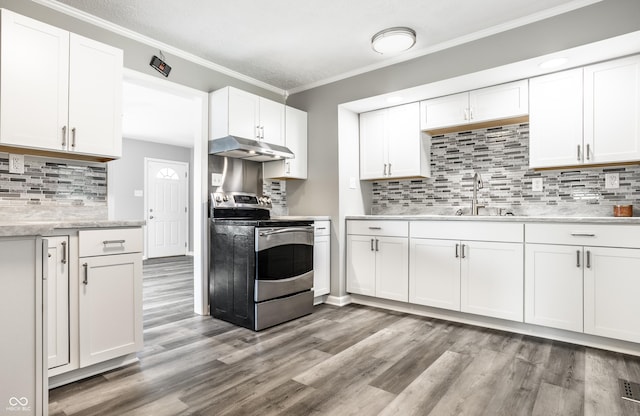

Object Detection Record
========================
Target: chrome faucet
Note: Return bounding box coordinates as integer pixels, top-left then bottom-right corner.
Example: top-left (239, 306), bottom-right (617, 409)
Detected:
top-left (471, 171), bottom-right (484, 216)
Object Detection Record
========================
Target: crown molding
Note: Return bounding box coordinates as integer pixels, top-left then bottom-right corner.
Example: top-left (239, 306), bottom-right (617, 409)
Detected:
top-left (30, 0), bottom-right (285, 95)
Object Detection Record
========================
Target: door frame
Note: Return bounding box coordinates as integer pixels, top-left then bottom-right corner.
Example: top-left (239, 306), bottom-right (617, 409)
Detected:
top-left (115, 68), bottom-right (209, 316)
top-left (143, 157), bottom-right (190, 259)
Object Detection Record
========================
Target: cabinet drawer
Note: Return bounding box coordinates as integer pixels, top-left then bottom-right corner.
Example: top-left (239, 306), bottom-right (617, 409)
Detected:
top-left (314, 221), bottom-right (330, 236)
top-left (347, 220), bottom-right (408, 237)
top-left (79, 228), bottom-right (143, 257)
top-left (411, 221), bottom-right (523, 242)
top-left (525, 223), bottom-right (640, 248)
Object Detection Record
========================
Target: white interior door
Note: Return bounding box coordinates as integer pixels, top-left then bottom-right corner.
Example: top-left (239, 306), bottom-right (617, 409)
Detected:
top-left (145, 158), bottom-right (188, 258)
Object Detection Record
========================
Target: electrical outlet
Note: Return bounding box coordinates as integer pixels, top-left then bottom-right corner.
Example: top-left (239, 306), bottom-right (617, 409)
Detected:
top-left (605, 173), bottom-right (620, 189)
top-left (8, 154), bottom-right (24, 174)
top-left (532, 178), bottom-right (543, 192)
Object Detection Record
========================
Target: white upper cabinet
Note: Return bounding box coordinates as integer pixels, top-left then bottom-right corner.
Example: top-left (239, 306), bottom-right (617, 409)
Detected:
top-left (420, 80), bottom-right (529, 131)
top-left (529, 68), bottom-right (584, 168)
top-left (584, 55), bottom-right (640, 164)
top-left (359, 102), bottom-right (430, 180)
top-left (263, 106), bottom-right (308, 179)
top-left (210, 86), bottom-right (285, 146)
top-left (530, 55), bottom-right (640, 168)
top-left (0, 9), bottom-right (123, 159)
top-left (68, 34), bottom-right (123, 158)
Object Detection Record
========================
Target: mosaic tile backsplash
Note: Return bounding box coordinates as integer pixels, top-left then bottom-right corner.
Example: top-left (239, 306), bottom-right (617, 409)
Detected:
top-left (263, 180), bottom-right (288, 216)
top-left (0, 154), bottom-right (107, 220)
top-left (372, 123), bottom-right (640, 216)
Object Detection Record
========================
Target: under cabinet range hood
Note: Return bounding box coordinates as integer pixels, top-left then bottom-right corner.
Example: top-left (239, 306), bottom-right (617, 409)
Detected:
top-left (208, 136), bottom-right (294, 162)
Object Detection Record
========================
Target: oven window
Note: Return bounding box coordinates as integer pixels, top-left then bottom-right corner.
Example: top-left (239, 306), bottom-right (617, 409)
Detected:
top-left (256, 244), bottom-right (313, 280)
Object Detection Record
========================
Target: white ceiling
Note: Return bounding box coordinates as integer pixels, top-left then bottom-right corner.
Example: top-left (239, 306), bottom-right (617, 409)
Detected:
top-left (121, 79), bottom-right (199, 147)
top-left (51, 0), bottom-right (601, 93)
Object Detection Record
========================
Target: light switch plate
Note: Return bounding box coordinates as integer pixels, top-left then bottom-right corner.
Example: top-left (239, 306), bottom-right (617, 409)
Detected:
top-left (8, 154), bottom-right (24, 174)
top-left (134, 190), bottom-right (143, 197)
top-left (532, 178), bottom-right (543, 192)
top-left (605, 173), bottom-right (620, 189)
top-left (349, 177), bottom-right (357, 189)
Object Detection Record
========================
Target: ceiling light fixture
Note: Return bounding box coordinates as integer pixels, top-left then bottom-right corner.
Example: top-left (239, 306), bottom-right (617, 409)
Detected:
top-left (371, 27), bottom-right (416, 54)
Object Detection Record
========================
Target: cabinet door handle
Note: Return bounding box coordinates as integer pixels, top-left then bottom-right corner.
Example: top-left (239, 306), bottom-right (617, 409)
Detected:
top-left (71, 127), bottom-right (77, 148)
top-left (61, 241), bottom-right (67, 264)
top-left (388, 163), bottom-right (392, 176)
top-left (82, 262), bottom-right (88, 285)
top-left (586, 144), bottom-right (591, 161)
top-left (461, 244), bottom-right (466, 259)
top-left (383, 163), bottom-right (388, 176)
top-left (256, 125), bottom-right (261, 140)
top-left (370, 238), bottom-right (374, 251)
top-left (577, 145), bottom-right (581, 161)
top-left (469, 108), bottom-right (474, 120)
top-left (62, 125), bottom-right (67, 147)
top-left (455, 243), bottom-right (459, 258)
top-left (286, 162), bottom-right (290, 174)
top-left (375, 238), bottom-right (379, 252)
top-left (576, 250), bottom-right (581, 268)
top-left (586, 250), bottom-right (591, 269)
top-left (464, 108), bottom-right (469, 121)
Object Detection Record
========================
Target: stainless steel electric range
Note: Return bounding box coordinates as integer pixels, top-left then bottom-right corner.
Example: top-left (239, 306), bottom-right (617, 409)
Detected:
top-left (209, 191), bottom-right (314, 331)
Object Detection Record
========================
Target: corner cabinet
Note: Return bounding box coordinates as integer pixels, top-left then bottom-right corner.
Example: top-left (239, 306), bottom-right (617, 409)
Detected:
top-left (359, 102), bottom-right (430, 180)
top-left (529, 55), bottom-right (640, 168)
top-left (264, 106), bottom-right (308, 179)
top-left (210, 86), bottom-right (285, 146)
top-left (78, 228), bottom-right (143, 367)
top-left (420, 80), bottom-right (528, 131)
top-left (0, 9), bottom-right (123, 160)
top-left (347, 220), bottom-right (409, 302)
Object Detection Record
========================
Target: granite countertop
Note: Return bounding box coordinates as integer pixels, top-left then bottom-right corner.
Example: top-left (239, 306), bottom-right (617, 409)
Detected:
top-left (0, 220), bottom-right (145, 237)
top-left (346, 214), bottom-right (640, 224)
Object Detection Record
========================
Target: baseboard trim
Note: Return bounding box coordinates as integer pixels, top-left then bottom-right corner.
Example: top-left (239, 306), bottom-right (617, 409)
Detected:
top-left (325, 295), bottom-right (352, 307)
top-left (349, 294), bottom-right (640, 357)
top-left (48, 354), bottom-right (139, 389)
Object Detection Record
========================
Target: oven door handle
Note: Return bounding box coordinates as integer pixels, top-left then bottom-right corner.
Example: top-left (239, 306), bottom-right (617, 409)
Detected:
top-left (258, 228), bottom-right (314, 236)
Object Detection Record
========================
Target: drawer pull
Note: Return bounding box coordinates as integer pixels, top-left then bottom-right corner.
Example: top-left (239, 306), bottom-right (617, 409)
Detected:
top-left (103, 239), bottom-right (126, 246)
top-left (316, 227), bottom-right (326, 230)
top-left (570, 233), bottom-right (595, 237)
top-left (368, 227), bottom-right (382, 230)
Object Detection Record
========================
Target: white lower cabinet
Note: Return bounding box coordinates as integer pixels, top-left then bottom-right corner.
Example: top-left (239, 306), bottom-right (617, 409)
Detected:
top-left (409, 238), bottom-right (460, 311)
top-left (525, 244), bottom-right (583, 332)
top-left (47, 236), bottom-right (70, 370)
top-left (347, 221), bottom-right (409, 302)
top-left (409, 221), bottom-right (524, 322)
top-left (460, 241), bottom-right (523, 322)
top-left (79, 252), bottom-right (142, 366)
top-left (48, 227), bottom-right (143, 385)
top-left (313, 221), bottom-right (330, 297)
top-left (584, 247), bottom-right (640, 343)
top-left (525, 223), bottom-right (640, 344)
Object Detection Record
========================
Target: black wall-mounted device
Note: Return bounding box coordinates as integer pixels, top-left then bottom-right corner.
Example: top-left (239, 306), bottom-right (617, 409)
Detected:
top-left (150, 55), bottom-right (171, 77)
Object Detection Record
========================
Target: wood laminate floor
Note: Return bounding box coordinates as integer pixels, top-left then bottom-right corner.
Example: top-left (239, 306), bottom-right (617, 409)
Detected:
top-left (49, 256), bottom-right (640, 415)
